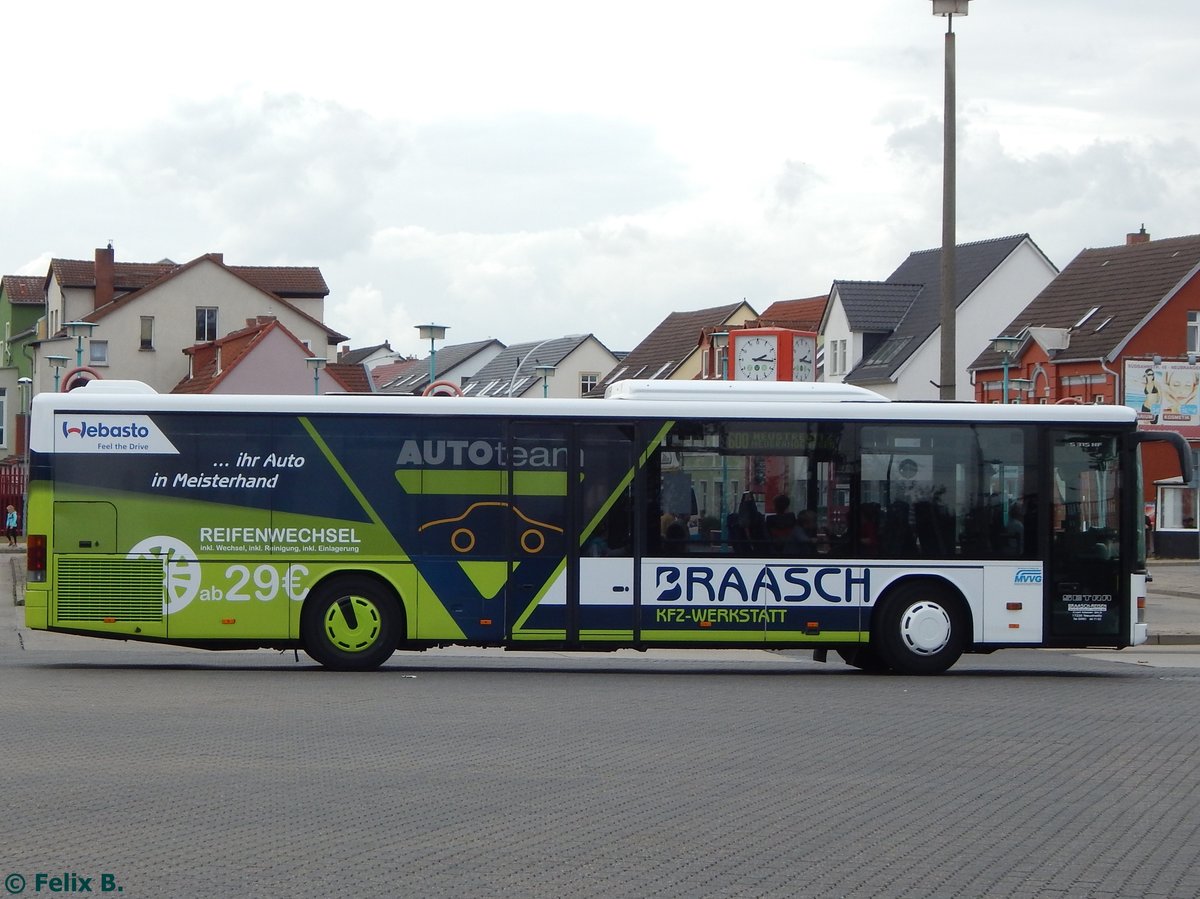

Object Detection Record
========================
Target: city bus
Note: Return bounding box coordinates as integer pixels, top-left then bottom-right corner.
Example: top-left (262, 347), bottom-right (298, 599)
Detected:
top-left (23, 378), bottom-right (1191, 674)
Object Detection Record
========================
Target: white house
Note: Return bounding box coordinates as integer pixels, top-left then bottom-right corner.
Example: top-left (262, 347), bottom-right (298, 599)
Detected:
top-left (820, 235), bottom-right (1058, 401)
top-left (34, 247), bottom-right (344, 395)
top-left (464, 335), bottom-right (621, 398)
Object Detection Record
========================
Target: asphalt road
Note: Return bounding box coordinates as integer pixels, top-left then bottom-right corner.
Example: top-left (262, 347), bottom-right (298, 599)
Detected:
top-left (4, 551), bottom-right (1200, 899)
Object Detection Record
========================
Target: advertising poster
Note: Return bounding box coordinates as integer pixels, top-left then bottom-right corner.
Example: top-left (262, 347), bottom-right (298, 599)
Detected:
top-left (1124, 359), bottom-right (1200, 426)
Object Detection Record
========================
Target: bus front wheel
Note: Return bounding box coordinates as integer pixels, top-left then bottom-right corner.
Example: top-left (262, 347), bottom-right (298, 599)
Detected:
top-left (301, 576), bottom-right (402, 670)
top-left (872, 582), bottom-right (967, 675)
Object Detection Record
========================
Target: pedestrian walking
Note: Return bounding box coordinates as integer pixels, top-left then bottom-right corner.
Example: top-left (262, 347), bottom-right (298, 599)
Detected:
top-left (5, 504), bottom-right (18, 546)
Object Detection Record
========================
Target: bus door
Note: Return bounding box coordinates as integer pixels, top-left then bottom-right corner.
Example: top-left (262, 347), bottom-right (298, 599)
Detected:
top-left (505, 423), bottom-right (637, 645)
top-left (1046, 431), bottom-right (1124, 642)
top-left (575, 424), bottom-right (637, 643)
top-left (505, 423), bottom-right (573, 643)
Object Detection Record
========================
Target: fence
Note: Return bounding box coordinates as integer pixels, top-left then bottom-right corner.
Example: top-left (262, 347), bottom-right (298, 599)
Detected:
top-left (0, 460), bottom-right (26, 536)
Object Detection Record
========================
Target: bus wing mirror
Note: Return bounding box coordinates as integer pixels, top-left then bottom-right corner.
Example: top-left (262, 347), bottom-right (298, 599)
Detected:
top-left (1132, 430), bottom-right (1193, 486)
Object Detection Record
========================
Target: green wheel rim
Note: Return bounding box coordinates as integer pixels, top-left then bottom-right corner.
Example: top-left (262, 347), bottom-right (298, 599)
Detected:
top-left (322, 596), bottom-right (383, 653)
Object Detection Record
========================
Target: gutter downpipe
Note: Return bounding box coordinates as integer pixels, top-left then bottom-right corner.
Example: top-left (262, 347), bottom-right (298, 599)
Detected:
top-left (1100, 357), bottom-right (1121, 405)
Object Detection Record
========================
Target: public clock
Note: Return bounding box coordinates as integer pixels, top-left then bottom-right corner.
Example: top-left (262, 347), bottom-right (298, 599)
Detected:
top-left (735, 334), bottom-right (778, 380)
top-left (792, 334), bottom-right (816, 382)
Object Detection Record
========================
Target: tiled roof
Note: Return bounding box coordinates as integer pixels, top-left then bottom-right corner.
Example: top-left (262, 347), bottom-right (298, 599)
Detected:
top-left (846, 234), bottom-right (1035, 384)
top-left (172, 318), bottom-right (371, 394)
top-left (172, 319), bottom-right (279, 394)
top-left (593, 302), bottom-right (752, 394)
top-left (1, 275), bottom-right (45, 304)
top-left (56, 253), bottom-right (346, 343)
top-left (463, 336), bottom-right (592, 397)
top-left (49, 257), bottom-right (328, 298)
top-left (830, 282), bottom-right (924, 333)
top-left (227, 265), bottom-right (329, 298)
top-left (325, 362), bottom-right (373, 393)
top-left (375, 339), bottom-right (504, 393)
top-left (372, 357), bottom-right (423, 391)
top-left (969, 232), bottom-right (1200, 370)
top-left (50, 259), bottom-right (176, 292)
top-left (338, 342), bottom-right (393, 365)
top-left (756, 296), bottom-right (827, 331)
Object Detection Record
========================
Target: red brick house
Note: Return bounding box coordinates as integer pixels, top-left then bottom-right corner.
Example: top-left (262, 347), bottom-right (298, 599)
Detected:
top-left (969, 228), bottom-right (1200, 555)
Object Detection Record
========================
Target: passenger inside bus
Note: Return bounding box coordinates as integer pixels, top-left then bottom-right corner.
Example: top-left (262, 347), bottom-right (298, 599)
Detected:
top-left (765, 495), bottom-right (797, 548)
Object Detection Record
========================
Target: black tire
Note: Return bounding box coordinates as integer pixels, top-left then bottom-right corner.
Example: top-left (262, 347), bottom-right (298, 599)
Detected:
top-left (301, 575), bottom-right (402, 670)
top-left (836, 646), bottom-right (889, 672)
top-left (871, 581), bottom-right (967, 675)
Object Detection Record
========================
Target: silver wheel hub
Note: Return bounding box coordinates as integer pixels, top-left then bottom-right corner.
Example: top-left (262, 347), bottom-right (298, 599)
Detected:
top-left (899, 601), bottom-right (952, 655)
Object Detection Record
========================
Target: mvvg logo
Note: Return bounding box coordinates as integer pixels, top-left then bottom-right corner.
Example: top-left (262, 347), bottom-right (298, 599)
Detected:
top-left (1014, 568), bottom-right (1042, 585)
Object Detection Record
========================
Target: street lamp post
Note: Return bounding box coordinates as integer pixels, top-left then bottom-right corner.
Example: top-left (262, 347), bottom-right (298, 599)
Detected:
top-left (932, 0), bottom-right (969, 402)
top-left (416, 324), bottom-right (448, 386)
top-left (46, 355), bottom-right (71, 392)
top-left (534, 364), bottom-right (556, 398)
top-left (305, 356), bottom-right (327, 395)
top-left (990, 335), bottom-right (1023, 403)
top-left (65, 321), bottom-right (97, 367)
top-left (507, 339), bottom-right (557, 397)
top-left (1007, 378), bottom-right (1033, 404)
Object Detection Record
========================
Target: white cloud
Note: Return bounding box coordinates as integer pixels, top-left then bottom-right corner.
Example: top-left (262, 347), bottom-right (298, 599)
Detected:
top-left (2, 0), bottom-right (1199, 360)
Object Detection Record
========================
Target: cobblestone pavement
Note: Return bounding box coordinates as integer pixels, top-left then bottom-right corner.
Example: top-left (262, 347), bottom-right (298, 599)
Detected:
top-left (4, 550), bottom-right (1200, 898)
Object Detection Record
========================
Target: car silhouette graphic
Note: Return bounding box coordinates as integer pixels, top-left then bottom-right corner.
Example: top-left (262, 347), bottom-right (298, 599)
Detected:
top-left (418, 501), bottom-right (563, 555)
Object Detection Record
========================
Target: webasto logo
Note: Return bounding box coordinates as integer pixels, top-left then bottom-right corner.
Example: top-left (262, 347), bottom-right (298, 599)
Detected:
top-left (62, 420), bottom-right (151, 439)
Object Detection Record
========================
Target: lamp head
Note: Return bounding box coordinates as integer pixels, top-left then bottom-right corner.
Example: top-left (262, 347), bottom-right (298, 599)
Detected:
top-left (416, 324), bottom-right (448, 341)
top-left (931, 0), bottom-right (969, 15)
top-left (990, 335), bottom-right (1023, 356)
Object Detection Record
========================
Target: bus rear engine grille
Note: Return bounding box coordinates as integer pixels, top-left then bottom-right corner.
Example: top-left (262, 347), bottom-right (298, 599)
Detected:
top-left (55, 559), bottom-right (165, 622)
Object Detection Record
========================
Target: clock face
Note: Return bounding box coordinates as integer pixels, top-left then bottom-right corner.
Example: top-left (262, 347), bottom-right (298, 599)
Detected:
top-left (792, 335), bottom-right (815, 381)
top-left (735, 334), bottom-right (778, 380)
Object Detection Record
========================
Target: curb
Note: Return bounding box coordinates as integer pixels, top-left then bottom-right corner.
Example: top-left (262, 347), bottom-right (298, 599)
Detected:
top-left (1145, 634), bottom-right (1200, 645)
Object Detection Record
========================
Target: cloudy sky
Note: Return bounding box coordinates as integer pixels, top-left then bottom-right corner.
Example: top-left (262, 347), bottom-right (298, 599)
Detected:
top-left (3, 0), bottom-right (1197, 357)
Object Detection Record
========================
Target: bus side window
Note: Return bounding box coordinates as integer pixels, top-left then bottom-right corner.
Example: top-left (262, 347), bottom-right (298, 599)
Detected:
top-left (880, 501), bottom-right (915, 557)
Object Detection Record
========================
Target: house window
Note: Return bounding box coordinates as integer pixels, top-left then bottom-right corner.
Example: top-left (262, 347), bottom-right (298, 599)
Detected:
top-left (580, 372), bottom-right (599, 395)
top-left (1188, 311), bottom-right (1200, 354)
top-left (140, 316), bottom-right (155, 350)
top-left (830, 339), bottom-right (848, 376)
top-left (196, 307), bottom-right (218, 342)
top-left (89, 340), bottom-right (109, 366)
top-left (0, 388), bottom-right (6, 447)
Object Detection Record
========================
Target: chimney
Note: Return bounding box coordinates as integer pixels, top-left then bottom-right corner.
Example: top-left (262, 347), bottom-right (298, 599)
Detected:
top-left (94, 244), bottom-right (115, 309)
top-left (1127, 224), bottom-right (1150, 246)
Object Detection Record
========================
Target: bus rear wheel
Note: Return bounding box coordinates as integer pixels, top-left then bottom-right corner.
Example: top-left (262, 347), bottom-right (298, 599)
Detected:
top-left (301, 576), bottom-right (401, 670)
top-left (872, 582), bottom-right (967, 675)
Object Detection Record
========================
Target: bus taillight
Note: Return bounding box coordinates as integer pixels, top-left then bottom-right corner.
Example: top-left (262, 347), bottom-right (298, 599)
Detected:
top-left (26, 534), bottom-right (46, 583)
top-left (1136, 593), bottom-right (1146, 625)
